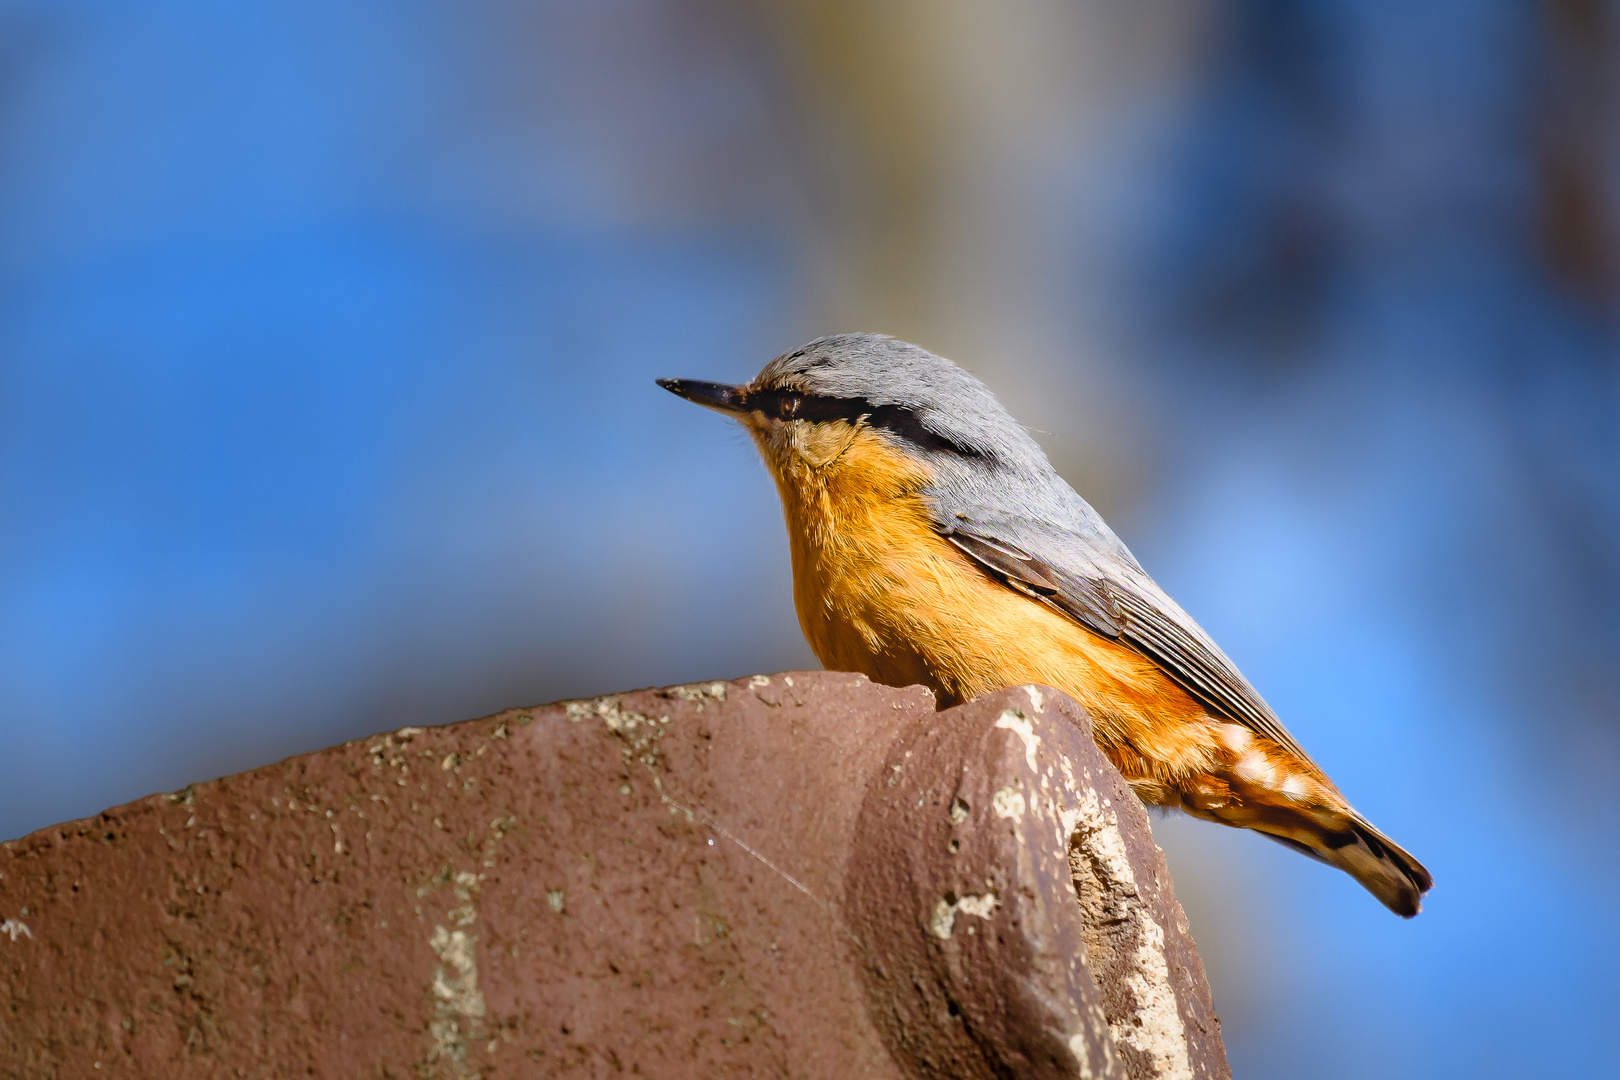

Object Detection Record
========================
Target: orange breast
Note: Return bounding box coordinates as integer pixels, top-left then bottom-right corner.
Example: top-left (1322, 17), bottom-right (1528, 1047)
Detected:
top-left (759, 424), bottom-right (1227, 792)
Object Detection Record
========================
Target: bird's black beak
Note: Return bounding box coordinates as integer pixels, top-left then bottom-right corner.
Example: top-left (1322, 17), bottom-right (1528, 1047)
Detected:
top-left (656, 378), bottom-right (750, 414)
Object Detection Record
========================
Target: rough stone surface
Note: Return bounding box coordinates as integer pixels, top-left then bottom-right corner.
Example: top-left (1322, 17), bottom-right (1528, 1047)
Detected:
top-left (849, 685), bottom-right (1226, 1080)
top-left (0, 672), bottom-right (1227, 1079)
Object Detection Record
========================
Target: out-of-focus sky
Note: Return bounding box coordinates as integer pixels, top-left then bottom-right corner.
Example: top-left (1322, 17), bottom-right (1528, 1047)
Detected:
top-left (2, 2), bottom-right (1617, 1076)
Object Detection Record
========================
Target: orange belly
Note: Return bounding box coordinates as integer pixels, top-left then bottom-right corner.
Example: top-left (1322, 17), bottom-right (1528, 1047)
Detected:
top-left (741, 411), bottom-right (1431, 915)
top-left (762, 424), bottom-right (1229, 802)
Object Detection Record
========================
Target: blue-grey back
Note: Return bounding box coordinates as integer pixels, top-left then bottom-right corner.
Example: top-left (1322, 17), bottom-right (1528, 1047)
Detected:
top-left (758, 333), bottom-right (1313, 762)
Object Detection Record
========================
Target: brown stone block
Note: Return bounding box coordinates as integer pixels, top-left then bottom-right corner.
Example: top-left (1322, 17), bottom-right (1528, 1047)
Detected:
top-left (0, 673), bottom-right (1226, 1079)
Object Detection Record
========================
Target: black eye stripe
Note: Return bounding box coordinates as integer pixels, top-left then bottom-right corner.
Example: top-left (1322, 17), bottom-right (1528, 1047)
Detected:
top-left (744, 389), bottom-right (985, 459)
top-left (743, 389), bottom-right (868, 423)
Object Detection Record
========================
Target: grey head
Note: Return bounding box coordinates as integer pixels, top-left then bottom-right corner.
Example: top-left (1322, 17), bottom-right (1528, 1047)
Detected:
top-left (752, 333), bottom-right (1048, 467)
top-left (657, 333), bottom-right (1140, 571)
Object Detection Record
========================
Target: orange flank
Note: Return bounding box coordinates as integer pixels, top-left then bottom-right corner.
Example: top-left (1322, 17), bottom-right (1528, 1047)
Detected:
top-left (755, 419), bottom-right (1365, 862)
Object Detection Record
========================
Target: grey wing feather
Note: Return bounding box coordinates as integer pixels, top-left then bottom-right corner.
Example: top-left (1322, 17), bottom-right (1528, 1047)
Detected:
top-left (942, 519), bottom-right (1317, 765)
top-left (943, 530), bottom-right (1121, 633)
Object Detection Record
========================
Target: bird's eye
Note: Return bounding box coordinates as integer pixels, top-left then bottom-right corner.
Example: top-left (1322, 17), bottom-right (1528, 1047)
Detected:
top-left (779, 393), bottom-right (802, 418)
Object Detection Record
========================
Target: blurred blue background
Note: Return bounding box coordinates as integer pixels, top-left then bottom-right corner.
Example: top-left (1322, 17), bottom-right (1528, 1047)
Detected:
top-left (2, 2), bottom-right (1616, 1075)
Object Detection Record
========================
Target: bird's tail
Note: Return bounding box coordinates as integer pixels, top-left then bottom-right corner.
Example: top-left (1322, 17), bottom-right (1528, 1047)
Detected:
top-left (1259, 812), bottom-right (1433, 918)
top-left (1132, 725), bottom-right (1434, 916)
top-left (1176, 763), bottom-right (1434, 916)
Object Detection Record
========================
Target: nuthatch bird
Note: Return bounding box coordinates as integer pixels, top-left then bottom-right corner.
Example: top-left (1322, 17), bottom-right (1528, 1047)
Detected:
top-left (659, 333), bottom-right (1433, 917)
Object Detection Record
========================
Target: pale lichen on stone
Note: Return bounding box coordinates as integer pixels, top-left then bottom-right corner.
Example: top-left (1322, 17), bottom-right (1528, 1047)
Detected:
top-left (1067, 788), bottom-right (1194, 1080)
top-left (1115, 915), bottom-right (1192, 1080)
top-left (428, 924), bottom-right (486, 1076)
top-left (994, 708), bottom-right (1041, 771)
top-left (991, 784), bottom-right (1027, 823)
top-left (928, 892), bottom-right (999, 939)
top-left (1024, 685), bottom-right (1046, 713)
top-left (666, 681), bottom-right (728, 706)
top-left (422, 869), bottom-right (491, 1078)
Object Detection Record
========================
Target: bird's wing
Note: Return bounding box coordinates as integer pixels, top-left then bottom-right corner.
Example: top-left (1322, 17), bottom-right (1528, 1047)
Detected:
top-left (941, 520), bottom-right (1315, 764)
